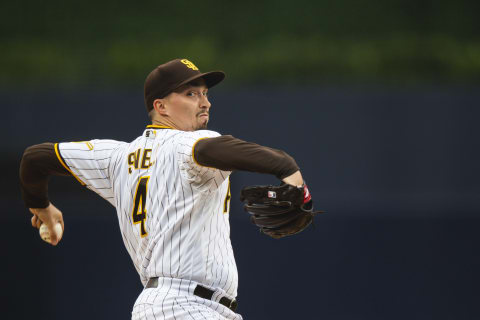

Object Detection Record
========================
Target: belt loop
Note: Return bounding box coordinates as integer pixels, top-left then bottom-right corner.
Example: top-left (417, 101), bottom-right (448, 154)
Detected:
top-left (145, 277), bottom-right (158, 289)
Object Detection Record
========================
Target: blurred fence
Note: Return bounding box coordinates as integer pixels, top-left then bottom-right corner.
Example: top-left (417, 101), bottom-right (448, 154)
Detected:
top-left (4, 84), bottom-right (480, 319)
top-left (4, 85), bottom-right (480, 218)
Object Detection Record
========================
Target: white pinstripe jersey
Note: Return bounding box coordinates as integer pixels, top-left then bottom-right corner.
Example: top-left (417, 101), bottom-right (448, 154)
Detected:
top-left (56, 125), bottom-right (238, 297)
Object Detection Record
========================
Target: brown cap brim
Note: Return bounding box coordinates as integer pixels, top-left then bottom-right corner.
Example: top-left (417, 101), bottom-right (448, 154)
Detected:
top-left (172, 71), bottom-right (225, 92)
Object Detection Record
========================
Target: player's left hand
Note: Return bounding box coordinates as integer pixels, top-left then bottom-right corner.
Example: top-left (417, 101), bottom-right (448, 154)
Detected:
top-left (30, 203), bottom-right (65, 245)
top-left (240, 183), bottom-right (324, 239)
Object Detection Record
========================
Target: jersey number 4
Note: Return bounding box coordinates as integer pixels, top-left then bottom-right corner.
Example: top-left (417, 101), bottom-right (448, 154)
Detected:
top-left (132, 176), bottom-right (150, 237)
top-left (223, 179), bottom-right (231, 213)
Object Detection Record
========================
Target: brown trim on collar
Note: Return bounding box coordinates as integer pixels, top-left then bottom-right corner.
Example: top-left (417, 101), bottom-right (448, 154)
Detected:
top-left (146, 125), bottom-right (174, 129)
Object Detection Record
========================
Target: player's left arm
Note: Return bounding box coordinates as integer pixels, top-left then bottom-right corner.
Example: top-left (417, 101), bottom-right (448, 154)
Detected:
top-left (194, 136), bottom-right (319, 238)
top-left (20, 142), bottom-right (71, 245)
top-left (193, 135), bottom-right (304, 186)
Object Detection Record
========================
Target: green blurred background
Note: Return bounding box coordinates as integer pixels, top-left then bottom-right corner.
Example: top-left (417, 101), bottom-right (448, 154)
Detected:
top-left (2, 0), bottom-right (480, 86)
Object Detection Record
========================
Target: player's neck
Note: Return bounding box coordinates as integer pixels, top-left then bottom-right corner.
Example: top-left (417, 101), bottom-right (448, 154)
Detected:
top-left (151, 118), bottom-right (180, 130)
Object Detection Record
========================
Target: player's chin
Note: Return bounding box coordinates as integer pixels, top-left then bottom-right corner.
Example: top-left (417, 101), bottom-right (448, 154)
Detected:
top-left (196, 118), bottom-right (209, 130)
top-left (197, 123), bottom-right (208, 130)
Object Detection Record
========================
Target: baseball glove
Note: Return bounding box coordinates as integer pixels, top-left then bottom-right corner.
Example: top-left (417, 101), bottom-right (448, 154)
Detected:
top-left (240, 183), bottom-right (323, 239)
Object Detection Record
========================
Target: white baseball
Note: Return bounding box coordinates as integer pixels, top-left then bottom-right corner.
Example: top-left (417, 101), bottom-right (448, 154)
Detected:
top-left (39, 223), bottom-right (63, 244)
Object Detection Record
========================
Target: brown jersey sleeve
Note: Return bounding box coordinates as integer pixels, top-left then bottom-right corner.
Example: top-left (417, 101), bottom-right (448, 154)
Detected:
top-left (19, 142), bottom-right (71, 208)
top-left (193, 135), bottom-right (299, 179)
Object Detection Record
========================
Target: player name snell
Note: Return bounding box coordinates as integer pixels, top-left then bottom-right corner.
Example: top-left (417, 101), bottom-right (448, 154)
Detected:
top-left (128, 148), bottom-right (153, 173)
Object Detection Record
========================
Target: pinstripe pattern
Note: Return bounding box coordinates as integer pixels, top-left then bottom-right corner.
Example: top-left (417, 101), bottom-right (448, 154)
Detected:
top-left (58, 127), bottom-right (240, 319)
top-left (132, 278), bottom-right (242, 320)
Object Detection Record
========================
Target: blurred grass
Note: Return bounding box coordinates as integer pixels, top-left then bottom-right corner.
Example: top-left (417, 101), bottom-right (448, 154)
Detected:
top-left (1, 0), bottom-right (479, 85)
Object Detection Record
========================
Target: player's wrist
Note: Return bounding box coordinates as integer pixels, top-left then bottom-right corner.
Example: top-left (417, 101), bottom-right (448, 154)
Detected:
top-left (281, 170), bottom-right (303, 187)
top-left (30, 202), bottom-right (52, 213)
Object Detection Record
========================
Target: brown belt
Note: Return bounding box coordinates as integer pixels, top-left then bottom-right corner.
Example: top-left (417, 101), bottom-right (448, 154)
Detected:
top-left (145, 277), bottom-right (238, 312)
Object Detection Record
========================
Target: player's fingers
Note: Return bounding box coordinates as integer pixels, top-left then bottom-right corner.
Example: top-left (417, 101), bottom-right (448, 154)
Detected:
top-left (48, 224), bottom-right (59, 246)
top-left (31, 215), bottom-right (42, 229)
top-left (48, 221), bottom-right (64, 244)
top-left (59, 219), bottom-right (65, 236)
top-left (56, 229), bottom-right (63, 244)
top-left (47, 221), bottom-right (63, 246)
top-left (52, 207), bottom-right (64, 244)
top-left (55, 220), bottom-right (64, 244)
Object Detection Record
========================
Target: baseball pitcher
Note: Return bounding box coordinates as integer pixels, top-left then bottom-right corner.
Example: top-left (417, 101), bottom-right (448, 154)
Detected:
top-left (19, 59), bottom-right (320, 320)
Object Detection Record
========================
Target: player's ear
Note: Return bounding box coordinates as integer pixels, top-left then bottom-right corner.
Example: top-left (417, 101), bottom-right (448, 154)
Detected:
top-left (153, 99), bottom-right (168, 116)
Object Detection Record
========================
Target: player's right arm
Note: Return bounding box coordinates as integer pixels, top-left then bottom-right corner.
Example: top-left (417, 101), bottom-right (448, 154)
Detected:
top-left (20, 143), bottom-right (71, 208)
top-left (20, 139), bottom-right (122, 244)
top-left (20, 142), bottom-right (71, 245)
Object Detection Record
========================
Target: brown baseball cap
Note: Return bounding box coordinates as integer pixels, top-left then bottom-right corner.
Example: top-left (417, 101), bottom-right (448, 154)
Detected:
top-left (144, 58), bottom-right (225, 112)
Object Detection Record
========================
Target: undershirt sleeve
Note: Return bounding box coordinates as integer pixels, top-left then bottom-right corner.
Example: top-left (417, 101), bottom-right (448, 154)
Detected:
top-left (19, 142), bottom-right (71, 208)
top-left (193, 135), bottom-right (299, 179)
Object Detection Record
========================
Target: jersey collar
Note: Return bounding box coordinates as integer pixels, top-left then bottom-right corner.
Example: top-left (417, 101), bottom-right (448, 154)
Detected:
top-left (146, 125), bottom-right (174, 129)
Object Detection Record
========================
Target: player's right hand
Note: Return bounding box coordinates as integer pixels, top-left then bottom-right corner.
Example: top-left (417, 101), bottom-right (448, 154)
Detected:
top-left (30, 203), bottom-right (65, 246)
